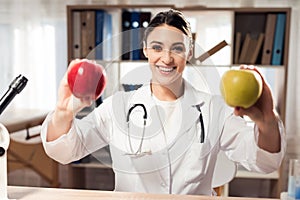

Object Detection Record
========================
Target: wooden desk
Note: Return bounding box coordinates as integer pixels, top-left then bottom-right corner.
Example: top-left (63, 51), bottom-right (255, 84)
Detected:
top-left (7, 186), bottom-right (279, 200)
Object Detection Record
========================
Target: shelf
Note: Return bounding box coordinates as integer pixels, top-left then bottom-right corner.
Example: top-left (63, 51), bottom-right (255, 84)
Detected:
top-left (71, 162), bottom-right (111, 169)
top-left (236, 166), bottom-right (279, 180)
top-left (236, 170), bottom-right (279, 180)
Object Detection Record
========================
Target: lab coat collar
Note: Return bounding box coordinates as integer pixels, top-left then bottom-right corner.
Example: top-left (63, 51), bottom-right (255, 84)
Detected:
top-left (141, 79), bottom-right (207, 108)
top-left (138, 79), bottom-right (209, 119)
top-left (127, 79), bottom-right (210, 136)
top-left (182, 79), bottom-right (207, 108)
top-left (142, 79), bottom-right (209, 139)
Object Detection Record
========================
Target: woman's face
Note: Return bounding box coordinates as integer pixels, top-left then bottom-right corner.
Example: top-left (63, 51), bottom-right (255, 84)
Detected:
top-left (143, 24), bottom-right (192, 85)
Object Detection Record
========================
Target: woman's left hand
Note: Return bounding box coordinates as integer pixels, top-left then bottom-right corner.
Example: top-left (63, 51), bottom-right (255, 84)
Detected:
top-left (233, 65), bottom-right (281, 153)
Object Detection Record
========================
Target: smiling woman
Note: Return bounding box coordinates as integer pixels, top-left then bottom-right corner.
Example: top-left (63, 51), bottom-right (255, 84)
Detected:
top-left (40, 8), bottom-right (286, 196)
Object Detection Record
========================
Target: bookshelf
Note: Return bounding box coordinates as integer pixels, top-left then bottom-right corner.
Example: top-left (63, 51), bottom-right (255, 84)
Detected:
top-left (66, 4), bottom-right (291, 197)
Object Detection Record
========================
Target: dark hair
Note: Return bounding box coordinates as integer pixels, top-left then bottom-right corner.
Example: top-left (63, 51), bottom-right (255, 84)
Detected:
top-left (143, 9), bottom-right (192, 44)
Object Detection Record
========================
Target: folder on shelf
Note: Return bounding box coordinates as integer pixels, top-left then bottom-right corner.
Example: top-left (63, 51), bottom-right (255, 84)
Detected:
top-left (121, 10), bottom-right (131, 60)
top-left (238, 33), bottom-right (251, 64)
top-left (95, 10), bottom-right (104, 60)
top-left (81, 11), bottom-right (96, 59)
top-left (261, 14), bottom-right (277, 65)
top-left (102, 11), bottom-right (113, 60)
top-left (234, 32), bottom-right (242, 64)
top-left (139, 12), bottom-right (151, 60)
top-left (95, 10), bottom-right (113, 60)
top-left (271, 13), bottom-right (286, 65)
top-left (244, 36), bottom-right (257, 64)
top-left (250, 33), bottom-right (264, 64)
top-left (130, 11), bottom-right (141, 60)
top-left (72, 11), bottom-right (82, 59)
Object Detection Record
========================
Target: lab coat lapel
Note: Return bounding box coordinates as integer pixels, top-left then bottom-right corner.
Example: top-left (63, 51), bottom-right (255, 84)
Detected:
top-left (179, 80), bottom-right (205, 134)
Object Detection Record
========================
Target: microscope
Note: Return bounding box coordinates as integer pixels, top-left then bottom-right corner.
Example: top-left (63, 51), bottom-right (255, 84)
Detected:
top-left (0, 75), bottom-right (27, 200)
top-left (0, 123), bottom-right (10, 200)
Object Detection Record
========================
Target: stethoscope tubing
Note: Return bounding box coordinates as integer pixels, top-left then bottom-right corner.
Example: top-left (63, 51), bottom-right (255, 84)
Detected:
top-left (125, 103), bottom-right (205, 194)
top-left (126, 103), bottom-right (205, 153)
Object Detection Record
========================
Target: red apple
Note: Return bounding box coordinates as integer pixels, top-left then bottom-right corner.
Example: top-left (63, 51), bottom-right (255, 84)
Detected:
top-left (67, 59), bottom-right (107, 100)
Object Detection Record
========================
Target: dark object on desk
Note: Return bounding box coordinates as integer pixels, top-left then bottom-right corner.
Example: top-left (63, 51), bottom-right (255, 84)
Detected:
top-left (122, 84), bottom-right (143, 91)
top-left (25, 131), bottom-right (40, 140)
top-left (0, 147), bottom-right (5, 156)
top-left (0, 74), bottom-right (28, 115)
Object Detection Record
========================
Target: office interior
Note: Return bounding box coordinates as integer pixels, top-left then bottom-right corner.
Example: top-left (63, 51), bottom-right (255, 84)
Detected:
top-left (0, 0), bottom-right (299, 198)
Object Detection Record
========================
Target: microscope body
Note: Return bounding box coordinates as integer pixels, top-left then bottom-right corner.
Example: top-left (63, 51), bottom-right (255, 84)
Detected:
top-left (0, 75), bottom-right (27, 199)
top-left (0, 123), bottom-right (10, 200)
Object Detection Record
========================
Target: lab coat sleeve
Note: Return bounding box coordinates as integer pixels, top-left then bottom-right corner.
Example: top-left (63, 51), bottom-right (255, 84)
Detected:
top-left (220, 114), bottom-right (286, 174)
top-left (251, 119), bottom-right (286, 172)
top-left (41, 103), bottom-right (112, 165)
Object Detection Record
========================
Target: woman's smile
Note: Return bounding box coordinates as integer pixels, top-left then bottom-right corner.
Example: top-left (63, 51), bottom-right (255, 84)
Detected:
top-left (156, 65), bottom-right (177, 74)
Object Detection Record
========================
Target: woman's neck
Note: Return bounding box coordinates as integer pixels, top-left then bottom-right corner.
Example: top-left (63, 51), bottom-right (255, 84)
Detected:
top-left (151, 78), bottom-right (184, 101)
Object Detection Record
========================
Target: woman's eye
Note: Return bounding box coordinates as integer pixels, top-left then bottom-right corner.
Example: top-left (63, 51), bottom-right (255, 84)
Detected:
top-left (171, 46), bottom-right (185, 53)
top-left (152, 45), bottom-right (163, 52)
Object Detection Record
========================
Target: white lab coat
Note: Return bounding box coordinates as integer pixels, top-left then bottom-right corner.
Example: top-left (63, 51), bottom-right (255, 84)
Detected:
top-left (41, 80), bottom-right (286, 195)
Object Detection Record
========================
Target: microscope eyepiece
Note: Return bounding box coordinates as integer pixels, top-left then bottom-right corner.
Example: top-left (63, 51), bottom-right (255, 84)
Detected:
top-left (0, 75), bottom-right (28, 115)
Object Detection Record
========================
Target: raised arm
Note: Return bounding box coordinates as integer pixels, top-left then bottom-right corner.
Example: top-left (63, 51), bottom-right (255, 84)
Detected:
top-left (234, 66), bottom-right (282, 153)
top-left (47, 59), bottom-right (93, 141)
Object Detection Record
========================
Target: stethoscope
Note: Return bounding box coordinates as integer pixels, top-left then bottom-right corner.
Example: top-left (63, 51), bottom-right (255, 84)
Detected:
top-left (125, 104), bottom-right (150, 157)
top-left (124, 103), bottom-right (205, 157)
top-left (124, 103), bottom-right (205, 194)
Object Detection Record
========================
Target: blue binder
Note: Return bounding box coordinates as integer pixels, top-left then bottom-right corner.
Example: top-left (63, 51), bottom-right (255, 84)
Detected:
top-left (139, 12), bottom-right (151, 60)
top-left (95, 10), bottom-right (104, 60)
top-left (130, 11), bottom-right (141, 60)
top-left (121, 10), bottom-right (131, 60)
top-left (103, 11), bottom-right (112, 60)
top-left (271, 13), bottom-right (286, 65)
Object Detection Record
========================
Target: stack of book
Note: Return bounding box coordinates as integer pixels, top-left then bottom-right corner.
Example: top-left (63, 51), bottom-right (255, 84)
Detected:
top-left (263, 13), bottom-right (286, 65)
top-left (235, 32), bottom-right (265, 65)
top-left (71, 10), bottom-right (112, 60)
top-left (234, 13), bottom-right (286, 66)
top-left (121, 10), bottom-right (152, 61)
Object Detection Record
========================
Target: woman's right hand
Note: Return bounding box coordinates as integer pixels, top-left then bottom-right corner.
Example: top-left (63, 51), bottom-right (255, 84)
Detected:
top-left (56, 59), bottom-right (93, 117)
top-left (47, 59), bottom-right (93, 141)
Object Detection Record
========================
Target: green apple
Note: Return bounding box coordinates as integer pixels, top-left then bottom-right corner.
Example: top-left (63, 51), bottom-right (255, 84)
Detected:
top-left (220, 69), bottom-right (263, 108)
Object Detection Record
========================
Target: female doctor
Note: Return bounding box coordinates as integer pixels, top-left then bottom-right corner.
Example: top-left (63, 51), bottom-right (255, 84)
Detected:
top-left (41, 9), bottom-right (286, 195)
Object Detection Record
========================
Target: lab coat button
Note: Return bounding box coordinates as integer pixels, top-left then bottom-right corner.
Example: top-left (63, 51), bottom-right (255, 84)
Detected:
top-left (160, 182), bottom-right (166, 187)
